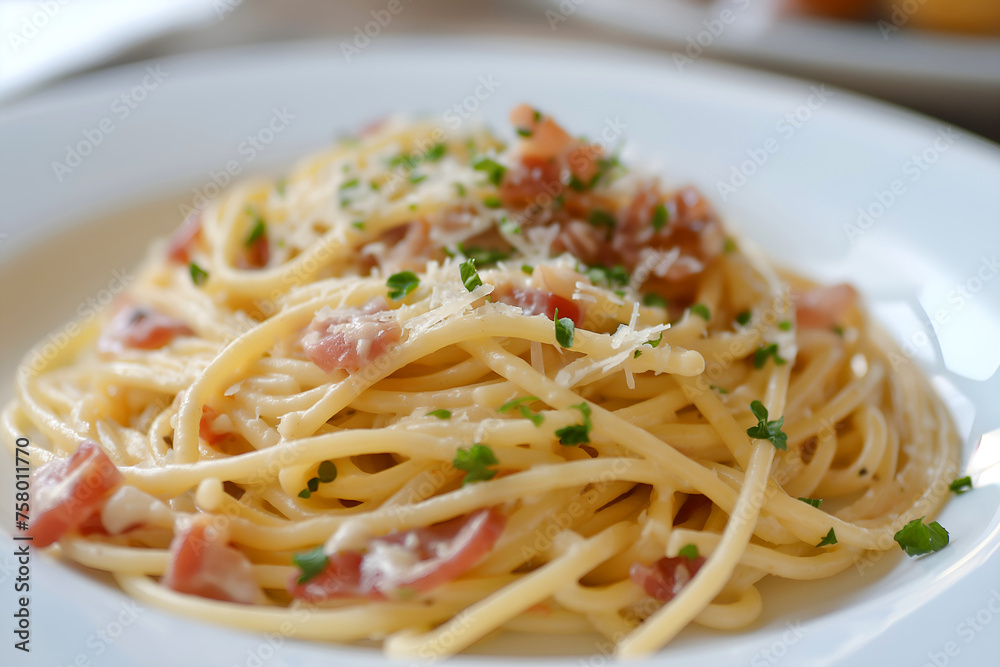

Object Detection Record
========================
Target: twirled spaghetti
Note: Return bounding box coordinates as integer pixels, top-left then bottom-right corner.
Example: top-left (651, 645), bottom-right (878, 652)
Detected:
top-left (3, 105), bottom-right (960, 659)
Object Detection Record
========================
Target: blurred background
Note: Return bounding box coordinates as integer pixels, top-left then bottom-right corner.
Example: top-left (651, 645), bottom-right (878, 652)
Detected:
top-left (0, 0), bottom-right (997, 142)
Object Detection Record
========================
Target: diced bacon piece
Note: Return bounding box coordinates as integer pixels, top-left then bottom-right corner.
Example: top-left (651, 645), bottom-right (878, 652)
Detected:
top-left (98, 304), bottom-right (193, 354)
top-left (496, 288), bottom-right (584, 327)
top-left (166, 211), bottom-right (202, 264)
top-left (239, 233), bottom-right (270, 270)
top-left (302, 298), bottom-right (402, 374)
top-left (607, 184), bottom-right (725, 288)
top-left (288, 509), bottom-right (506, 601)
top-left (199, 406), bottom-right (230, 446)
top-left (630, 554), bottom-right (706, 603)
top-left (500, 156), bottom-right (562, 209)
top-left (509, 104), bottom-right (574, 159)
top-left (26, 440), bottom-right (124, 547)
top-left (163, 516), bottom-right (261, 604)
top-left (794, 284), bottom-right (858, 329)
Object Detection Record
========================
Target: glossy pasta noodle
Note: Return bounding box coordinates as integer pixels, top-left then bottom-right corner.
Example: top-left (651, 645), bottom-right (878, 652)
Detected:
top-left (3, 105), bottom-right (960, 659)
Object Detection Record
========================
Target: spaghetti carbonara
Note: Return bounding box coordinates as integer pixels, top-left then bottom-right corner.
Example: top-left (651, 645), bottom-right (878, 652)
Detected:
top-left (3, 105), bottom-right (961, 659)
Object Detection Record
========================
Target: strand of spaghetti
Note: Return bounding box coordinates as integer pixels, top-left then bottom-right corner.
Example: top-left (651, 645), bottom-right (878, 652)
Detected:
top-left (116, 573), bottom-right (461, 641)
top-left (383, 522), bottom-right (636, 659)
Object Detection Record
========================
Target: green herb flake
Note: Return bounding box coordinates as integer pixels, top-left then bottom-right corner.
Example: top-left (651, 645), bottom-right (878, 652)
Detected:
top-left (427, 409), bottom-right (452, 420)
top-left (473, 157), bottom-right (506, 186)
top-left (292, 546), bottom-right (329, 584)
top-left (723, 237), bottom-right (738, 253)
top-left (690, 303), bottom-right (711, 321)
top-left (516, 128), bottom-right (533, 138)
top-left (386, 271), bottom-right (420, 300)
top-left (893, 517), bottom-right (949, 557)
top-left (454, 182), bottom-right (467, 197)
top-left (306, 477), bottom-right (320, 493)
top-left (339, 177), bottom-right (359, 191)
top-left (482, 195), bottom-right (502, 209)
top-left (644, 332), bottom-right (664, 349)
top-left (317, 460), bottom-right (337, 484)
top-left (753, 343), bottom-right (787, 369)
top-left (816, 528), bottom-right (838, 547)
top-left (798, 497), bottom-right (823, 508)
top-left (555, 402), bottom-right (593, 446)
top-left (949, 476), bottom-right (973, 494)
top-left (189, 262), bottom-right (209, 286)
top-left (425, 143), bottom-right (446, 161)
top-left (554, 308), bottom-right (575, 348)
top-left (709, 384), bottom-right (729, 394)
top-left (459, 258), bottom-right (483, 292)
top-left (453, 444), bottom-right (499, 485)
top-left (408, 173), bottom-right (427, 185)
top-left (778, 320), bottom-right (792, 331)
top-left (832, 325), bottom-right (845, 336)
top-left (678, 544), bottom-right (699, 560)
top-left (351, 220), bottom-right (366, 230)
top-left (275, 179), bottom-right (287, 196)
top-left (458, 244), bottom-right (510, 266)
top-left (634, 350), bottom-right (642, 359)
top-left (746, 400), bottom-right (788, 451)
top-left (651, 203), bottom-right (669, 231)
top-left (735, 310), bottom-right (752, 326)
top-left (521, 264), bottom-right (534, 275)
top-left (643, 293), bottom-right (668, 308)
top-left (588, 209), bottom-right (617, 231)
top-left (499, 396), bottom-right (544, 427)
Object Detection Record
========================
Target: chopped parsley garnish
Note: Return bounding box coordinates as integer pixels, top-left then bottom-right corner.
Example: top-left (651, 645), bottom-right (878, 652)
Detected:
top-left (533, 108), bottom-right (541, 122)
top-left (643, 293), bottom-right (668, 308)
top-left (816, 528), bottom-right (838, 547)
top-left (746, 400), bottom-right (788, 450)
top-left (292, 545), bottom-right (329, 584)
top-left (516, 127), bottom-right (533, 137)
top-left (651, 203), bottom-right (669, 231)
top-left (473, 157), bottom-right (506, 186)
top-left (339, 177), bottom-right (359, 191)
top-left (778, 320), bottom-right (792, 331)
top-left (499, 396), bottom-right (544, 427)
top-left (586, 264), bottom-right (629, 289)
top-left (832, 325), bottom-right (845, 336)
top-left (425, 143), bottom-right (446, 161)
top-left (588, 209), bottom-right (617, 231)
top-left (189, 262), bottom-right (208, 286)
top-left (634, 350), bottom-right (642, 359)
top-left (690, 303), bottom-right (711, 321)
top-left (482, 195), bottom-right (502, 209)
top-left (245, 215), bottom-right (266, 247)
top-left (459, 258), bottom-right (482, 292)
top-left (949, 476), bottom-right (973, 494)
top-left (351, 220), bottom-right (366, 230)
top-left (453, 444), bottom-right (499, 485)
top-left (799, 497), bottom-right (823, 508)
top-left (521, 264), bottom-right (534, 275)
top-left (454, 182), bottom-right (467, 197)
top-left (555, 403), bottom-right (593, 446)
top-left (753, 343), bottom-right (787, 369)
top-left (317, 460), bottom-right (337, 483)
top-left (427, 409), bottom-right (451, 420)
top-left (709, 384), bottom-right (728, 394)
top-left (458, 244), bottom-right (510, 266)
top-left (554, 309), bottom-right (575, 348)
top-left (644, 332), bottom-right (664, 348)
top-left (735, 310), bottom-right (752, 326)
top-left (723, 237), bottom-right (738, 253)
top-left (894, 517), bottom-right (949, 557)
top-left (678, 544), bottom-right (699, 560)
top-left (500, 218), bottom-right (521, 235)
top-left (408, 173), bottom-right (427, 185)
top-left (570, 155), bottom-right (622, 191)
top-left (386, 271), bottom-right (420, 300)
top-left (275, 179), bottom-right (287, 196)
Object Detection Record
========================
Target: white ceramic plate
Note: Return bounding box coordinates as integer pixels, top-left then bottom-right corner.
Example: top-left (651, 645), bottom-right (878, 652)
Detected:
top-left (2, 38), bottom-right (1000, 667)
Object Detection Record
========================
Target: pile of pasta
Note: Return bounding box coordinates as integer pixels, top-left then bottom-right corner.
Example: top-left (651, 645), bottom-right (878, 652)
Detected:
top-left (4, 105), bottom-right (959, 659)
